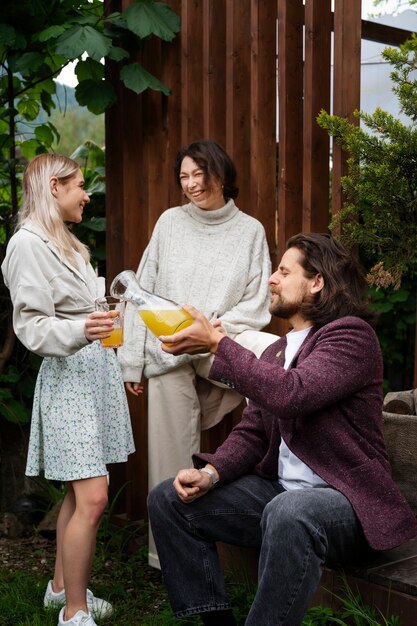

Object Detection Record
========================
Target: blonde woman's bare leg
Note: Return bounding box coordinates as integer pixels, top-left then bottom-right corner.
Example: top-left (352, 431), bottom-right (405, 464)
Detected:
top-left (51, 483), bottom-right (76, 592)
top-left (62, 475), bottom-right (108, 620)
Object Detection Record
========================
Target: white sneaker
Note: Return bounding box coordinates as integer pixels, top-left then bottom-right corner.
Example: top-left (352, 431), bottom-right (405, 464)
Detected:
top-left (58, 608), bottom-right (97, 626)
top-left (44, 580), bottom-right (113, 618)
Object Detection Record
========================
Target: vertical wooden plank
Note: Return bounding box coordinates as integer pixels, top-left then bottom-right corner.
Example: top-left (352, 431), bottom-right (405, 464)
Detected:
top-left (161, 0), bottom-right (183, 208)
top-left (332, 0), bottom-right (361, 221)
top-left (277, 0), bottom-right (304, 337)
top-left (202, 0), bottom-right (227, 144)
top-left (225, 0), bottom-right (252, 215)
top-left (249, 0), bottom-right (281, 336)
top-left (303, 0), bottom-right (331, 233)
top-left (180, 0), bottom-right (204, 143)
top-left (277, 0), bottom-right (304, 258)
top-left (249, 0), bottom-right (278, 238)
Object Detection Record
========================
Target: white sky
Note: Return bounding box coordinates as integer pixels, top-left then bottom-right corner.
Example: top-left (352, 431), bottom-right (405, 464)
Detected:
top-left (56, 60), bottom-right (78, 88)
top-left (361, 0), bottom-right (411, 16)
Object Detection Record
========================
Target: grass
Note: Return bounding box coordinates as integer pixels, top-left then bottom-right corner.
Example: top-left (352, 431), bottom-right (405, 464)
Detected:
top-left (0, 511), bottom-right (405, 626)
top-left (0, 538), bottom-right (195, 626)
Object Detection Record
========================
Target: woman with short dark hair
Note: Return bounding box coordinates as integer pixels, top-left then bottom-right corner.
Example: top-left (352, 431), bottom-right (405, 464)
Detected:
top-left (118, 139), bottom-right (273, 569)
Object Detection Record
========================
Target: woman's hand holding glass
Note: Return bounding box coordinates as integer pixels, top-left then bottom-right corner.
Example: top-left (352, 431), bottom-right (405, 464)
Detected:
top-left (84, 311), bottom-right (118, 343)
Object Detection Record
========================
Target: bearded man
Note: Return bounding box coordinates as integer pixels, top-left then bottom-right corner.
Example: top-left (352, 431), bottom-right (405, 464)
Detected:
top-left (147, 233), bottom-right (417, 626)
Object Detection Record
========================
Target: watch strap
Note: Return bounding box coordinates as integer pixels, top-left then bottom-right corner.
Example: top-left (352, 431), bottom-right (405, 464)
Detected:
top-left (200, 466), bottom-right (219, 488)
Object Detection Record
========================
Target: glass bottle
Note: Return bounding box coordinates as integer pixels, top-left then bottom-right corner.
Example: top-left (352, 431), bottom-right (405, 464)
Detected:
top-left (110, 270), bottom-right (193, 337)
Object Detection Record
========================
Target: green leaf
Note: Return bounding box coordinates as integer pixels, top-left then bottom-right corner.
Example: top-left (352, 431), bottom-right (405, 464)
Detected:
top-left (39, 78), bottom-right (57, 95)
top-left (86, 179), bottom-right (105, 195)
top-left (105, 12), bottom-right (127, 27)
top-left (75, 80), bottom-right (116, 114)
top-left (13, 52), bottom-right (45, 74)
top-left (106, 46), bottom-right (130, 62)
top-left (374, 301), bottom-right (394, 313)
top-left (19, 139), bottom-right (47, 160)
top-left (120, 62), bottom-right (170, 95)
top-left (35, 24), bottom-right (67, 42)
top-left (35, 124), bottom-right (54, 146)
top-left (71, 144), bottom-right (91, 160)
top-left (56, 25), bottom-right (112, 62)
top-left (123, 1), bottom-right (180, 42)
top-left (0, 367), bottom-right (20, 384)
top-left (75, 57), bottom-right (104, 82)
top-left (17, 97), bottom-right (40, 121)
top-left (0, 23), bottom-right (17, 46)
top-left (83, 217), bottom-right (106, 231)
top-left (0, 398), bottom-right (30, 424)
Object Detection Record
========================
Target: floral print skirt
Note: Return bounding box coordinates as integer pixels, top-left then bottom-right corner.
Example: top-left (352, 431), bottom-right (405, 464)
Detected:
top-left (26, 341), bottom-right (135, 481)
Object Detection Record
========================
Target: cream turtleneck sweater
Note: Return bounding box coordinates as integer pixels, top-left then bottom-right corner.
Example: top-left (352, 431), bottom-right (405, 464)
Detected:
top-left (118, 199), bottom-right (271, 381)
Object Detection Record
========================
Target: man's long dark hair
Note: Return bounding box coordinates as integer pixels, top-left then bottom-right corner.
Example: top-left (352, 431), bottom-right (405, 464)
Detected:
top-left (174, 139), bottom-right (239, 200)
top-left (287, 233), bottom-right (377, 327)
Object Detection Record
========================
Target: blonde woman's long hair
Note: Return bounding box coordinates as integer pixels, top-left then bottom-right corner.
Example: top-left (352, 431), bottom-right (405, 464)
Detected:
top-left (18, 153), bottom-right (90, 266)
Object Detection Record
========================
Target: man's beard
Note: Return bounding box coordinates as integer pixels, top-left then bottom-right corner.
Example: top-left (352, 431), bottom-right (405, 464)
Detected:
top-left (269, 286), bottom-right (312, 319)
top-left (270, 299), bottom-right (301, 319)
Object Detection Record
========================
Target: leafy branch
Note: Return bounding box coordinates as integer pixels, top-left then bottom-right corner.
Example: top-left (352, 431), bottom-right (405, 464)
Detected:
top-left (317, 35), bottom-right (417, 289)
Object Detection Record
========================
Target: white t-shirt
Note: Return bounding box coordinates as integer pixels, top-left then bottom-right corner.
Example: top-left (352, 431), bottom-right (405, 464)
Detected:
top-left (278, 327), bottom-right (329, 490)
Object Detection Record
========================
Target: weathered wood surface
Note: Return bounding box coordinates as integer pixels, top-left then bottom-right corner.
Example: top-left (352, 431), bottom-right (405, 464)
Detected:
top-left (104, 0), bottom-right (417, 518)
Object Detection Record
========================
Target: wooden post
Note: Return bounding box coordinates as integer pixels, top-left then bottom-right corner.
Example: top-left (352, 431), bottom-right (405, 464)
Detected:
top-left (303, 0), bottom-right (331, 233)
top-left (277, 0), bottom-right (304, 262)
top-left (332, 0), bottom-right (361, 221)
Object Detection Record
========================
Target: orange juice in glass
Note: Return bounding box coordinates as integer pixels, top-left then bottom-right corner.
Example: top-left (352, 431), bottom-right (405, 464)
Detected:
top-left (94, 296), bottom-right (125, 348)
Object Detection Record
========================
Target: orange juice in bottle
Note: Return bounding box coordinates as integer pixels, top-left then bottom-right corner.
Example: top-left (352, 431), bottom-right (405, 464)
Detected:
top-left (139, 308), bottom-right (193, 337)
top-left (110, 270), bottom-right (194, 341)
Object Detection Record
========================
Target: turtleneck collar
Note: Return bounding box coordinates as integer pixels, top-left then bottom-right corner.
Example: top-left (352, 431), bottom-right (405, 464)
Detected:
top-left (183, 198), bottom-right (239, 224)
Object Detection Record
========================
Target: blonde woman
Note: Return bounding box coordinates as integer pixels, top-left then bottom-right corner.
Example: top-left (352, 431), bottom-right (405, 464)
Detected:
top-left (1, 154), bottom-right (135, 626)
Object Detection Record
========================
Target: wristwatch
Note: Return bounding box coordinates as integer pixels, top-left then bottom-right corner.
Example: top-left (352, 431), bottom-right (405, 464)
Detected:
top-left (200, 466), bottom-right (219, 489)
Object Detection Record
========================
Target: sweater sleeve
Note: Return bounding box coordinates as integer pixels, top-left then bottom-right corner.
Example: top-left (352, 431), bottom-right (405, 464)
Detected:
top-left (218, 225), bottom-right (272, 335)
top-left (117, 224), bottom-right (160, 382)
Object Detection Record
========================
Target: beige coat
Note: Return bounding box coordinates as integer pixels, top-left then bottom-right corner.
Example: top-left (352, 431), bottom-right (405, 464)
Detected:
top-left (1, 221), bottom-right (104, 357)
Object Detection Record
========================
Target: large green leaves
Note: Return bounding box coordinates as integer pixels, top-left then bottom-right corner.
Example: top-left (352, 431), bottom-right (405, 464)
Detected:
top-left (120, 62), bottom-right (170, 95)
top-left (0, 0), bottom-right (180, 114)
top-left (75, 80), bottom-right (116, 114)
top-left (124, 0), bottom-right (180, 41)
top-left (55, 25), bottom-right (112, 62)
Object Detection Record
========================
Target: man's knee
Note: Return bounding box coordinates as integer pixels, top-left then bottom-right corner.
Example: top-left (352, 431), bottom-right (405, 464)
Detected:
top-left (262, 489), bottom-right (317, 536)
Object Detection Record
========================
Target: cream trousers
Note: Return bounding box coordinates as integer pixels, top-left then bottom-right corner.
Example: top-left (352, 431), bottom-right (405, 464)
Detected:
top-left (147, 329), bottom-right (278, 568)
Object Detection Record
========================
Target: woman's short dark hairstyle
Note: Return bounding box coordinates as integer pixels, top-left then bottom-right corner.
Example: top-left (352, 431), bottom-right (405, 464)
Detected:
top-left (174, 139), bottom-right (239, 200)
top-left (287, 232), bottom-right (377, 327)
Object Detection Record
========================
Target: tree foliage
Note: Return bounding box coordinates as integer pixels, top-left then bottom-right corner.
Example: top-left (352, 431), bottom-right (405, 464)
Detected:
top-left (0, 0), bottom-right (180, 422)
top-left (0, 0), bottom-right (180, 230)
top-left (317, 35), bottom-right (417, 289)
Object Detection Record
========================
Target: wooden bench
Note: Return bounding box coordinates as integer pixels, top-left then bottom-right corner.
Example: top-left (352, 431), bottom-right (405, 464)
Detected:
top-left (219, 537), bottom-right (417, 625)
top-left (315, 537), bottom-right (417, 626)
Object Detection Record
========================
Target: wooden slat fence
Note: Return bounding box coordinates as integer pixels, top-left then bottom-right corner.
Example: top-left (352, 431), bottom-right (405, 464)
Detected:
top-left (104, 0), bottom-right (416, 519)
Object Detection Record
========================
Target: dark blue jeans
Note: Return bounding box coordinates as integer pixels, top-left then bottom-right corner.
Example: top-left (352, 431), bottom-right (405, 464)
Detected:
top-left (147, 475), bottom-right (369, 626)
